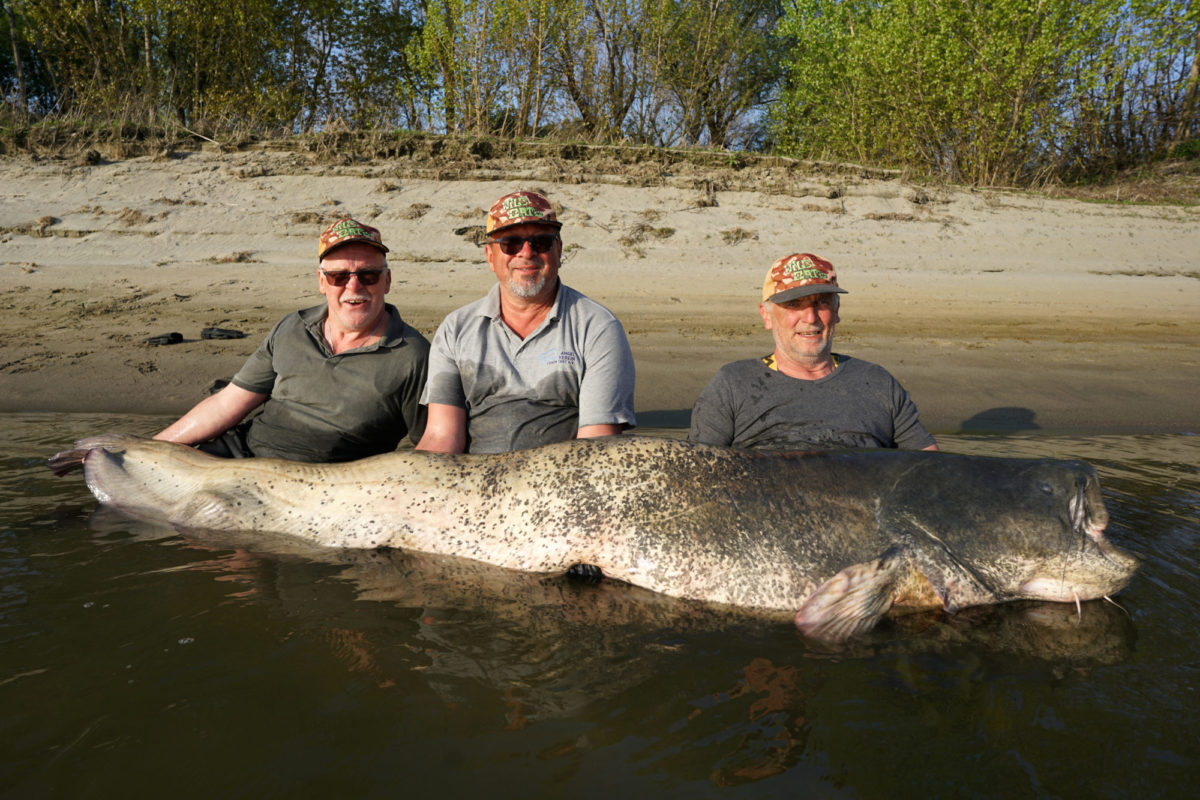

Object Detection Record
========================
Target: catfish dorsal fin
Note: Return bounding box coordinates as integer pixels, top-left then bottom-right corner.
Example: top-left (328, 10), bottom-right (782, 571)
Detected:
top-left (795, 550), bottom-right (907, 642)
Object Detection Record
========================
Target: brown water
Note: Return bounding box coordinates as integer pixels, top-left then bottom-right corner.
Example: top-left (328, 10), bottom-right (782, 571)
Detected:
top-left (2, 413), bottom-right (1197, 798)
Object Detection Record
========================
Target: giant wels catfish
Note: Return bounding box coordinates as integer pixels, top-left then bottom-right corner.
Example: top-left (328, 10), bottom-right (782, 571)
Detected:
top-left (49, 434), bottom-right (1138, 641)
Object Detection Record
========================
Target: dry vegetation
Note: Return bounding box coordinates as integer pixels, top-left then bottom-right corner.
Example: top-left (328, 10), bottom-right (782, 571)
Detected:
top-left (1, 126), bottom-right (1196, 206)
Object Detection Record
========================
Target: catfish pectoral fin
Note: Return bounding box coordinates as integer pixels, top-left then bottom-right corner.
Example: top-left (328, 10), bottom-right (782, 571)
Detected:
top-left (795, 554), bottom-right (903, 642)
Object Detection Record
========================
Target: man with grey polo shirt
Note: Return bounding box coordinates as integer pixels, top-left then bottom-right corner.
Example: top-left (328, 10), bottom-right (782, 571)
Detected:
top-left (417, 190), bottom-right (635, 455)
top-left (154, 218), bottom-right (429, 462)
top-left (689, 252), bottom-right (937, 452)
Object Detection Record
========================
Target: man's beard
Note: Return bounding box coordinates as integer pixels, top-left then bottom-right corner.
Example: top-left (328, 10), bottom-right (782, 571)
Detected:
top-left (508, 273), bottom-right (548, 298)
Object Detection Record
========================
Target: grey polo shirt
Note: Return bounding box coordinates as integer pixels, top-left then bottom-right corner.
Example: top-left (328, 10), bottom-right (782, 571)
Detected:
top-left (421, 282), bottom-right (636, 453)
top-left (231, 303), bottom-right (430, 462)
top-left (688, 355), bottom-right (935, 451)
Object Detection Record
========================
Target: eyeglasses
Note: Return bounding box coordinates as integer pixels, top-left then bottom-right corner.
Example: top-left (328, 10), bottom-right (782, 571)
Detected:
top-left (321, 268), bottom-right (387, 286)
top-left (487, 234), bottom-right (559, 256)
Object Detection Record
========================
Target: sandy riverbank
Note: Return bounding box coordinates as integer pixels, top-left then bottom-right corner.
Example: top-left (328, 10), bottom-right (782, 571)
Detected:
top-left (2, 146), bottom-right (1197, 435)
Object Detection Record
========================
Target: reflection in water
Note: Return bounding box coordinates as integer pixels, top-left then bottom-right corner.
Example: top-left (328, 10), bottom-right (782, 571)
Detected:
top-left (705, 658), bottom-right (810, 786)
top-left (129, 523), bottom-right (1139, 785)
top-left (2, 414), bottom-right (1198, 796)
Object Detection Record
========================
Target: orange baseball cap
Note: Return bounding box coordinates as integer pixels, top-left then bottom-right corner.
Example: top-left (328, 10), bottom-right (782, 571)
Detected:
top-left (762, 253), bottom-right (848, 303)
top-left (318, 218), bottom-right (389, 260)
top-left (485, 191), bottom-right (562, 236)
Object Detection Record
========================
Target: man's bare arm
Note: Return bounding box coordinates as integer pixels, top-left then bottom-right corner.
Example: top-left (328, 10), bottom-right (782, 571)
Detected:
top-left (577, 423), bottom-right (625, 439)
top-left (415, 403), bottom-right (468, 453)
top-left (153, 383), bottom-right (267, 445)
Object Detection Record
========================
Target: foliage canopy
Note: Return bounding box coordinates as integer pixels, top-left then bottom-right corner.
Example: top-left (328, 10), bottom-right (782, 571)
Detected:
top-left (1, 0), bottom-right (1196, 185)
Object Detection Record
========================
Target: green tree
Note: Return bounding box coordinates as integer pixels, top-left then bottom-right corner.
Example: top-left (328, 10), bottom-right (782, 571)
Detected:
top-left (1066, 0), bottom-right (1200, 170)
top-left (417, 0), bottom-right (507, 133)
top-left (491, 0), bottom-right (559, 136)
top-left (337, 0), bottom-right (429, 129)
top-left (654, 0), bottom-right (783, 148)
top-left (549, 0), bottom-right (646, 141)
top-left (1, 0), bottom-right (27, 112)
top-left (774, 0), bottom-right (1198, 184)
top-left (418, 0), bottom-right (566, 136)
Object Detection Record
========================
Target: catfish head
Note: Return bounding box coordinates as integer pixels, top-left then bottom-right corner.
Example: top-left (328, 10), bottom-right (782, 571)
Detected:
top-left (794, 453), bottom-right (1140, 643)
top-left (886, 455), bottom-right (1139, 612)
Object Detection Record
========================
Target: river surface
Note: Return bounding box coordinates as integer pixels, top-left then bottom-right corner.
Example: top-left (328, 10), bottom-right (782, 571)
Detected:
top-left (2, 413), bottom-right (1197, 798)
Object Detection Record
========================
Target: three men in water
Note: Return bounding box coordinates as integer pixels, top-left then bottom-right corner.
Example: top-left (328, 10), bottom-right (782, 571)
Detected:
top-left (155, 207), bottom-right (930, 463)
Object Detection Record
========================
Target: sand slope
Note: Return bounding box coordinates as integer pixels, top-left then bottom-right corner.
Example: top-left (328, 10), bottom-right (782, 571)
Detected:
top-left (2, 147), bottom-right (1197, 435)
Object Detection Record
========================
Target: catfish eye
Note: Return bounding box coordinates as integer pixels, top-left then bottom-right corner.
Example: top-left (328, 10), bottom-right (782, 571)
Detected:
top-left (1039, 483), bottom-right (1053, 495)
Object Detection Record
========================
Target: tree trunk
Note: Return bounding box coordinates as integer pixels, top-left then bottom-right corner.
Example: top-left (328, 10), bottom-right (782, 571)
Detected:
top-left (1170, 22), bottom-right (1200, 150)
top-left (2, 0), bottom-right (26, 113)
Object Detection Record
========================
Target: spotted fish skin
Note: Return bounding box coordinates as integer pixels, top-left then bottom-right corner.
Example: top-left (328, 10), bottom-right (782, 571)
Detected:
top-left (53, 434), bottom-right (1139, 640)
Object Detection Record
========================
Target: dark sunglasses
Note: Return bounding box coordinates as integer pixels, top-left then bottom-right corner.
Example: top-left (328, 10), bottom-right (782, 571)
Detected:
top-left (487, 233), bottom-right (559, 256)
top-left (321, 268), bottom-right (386, 287)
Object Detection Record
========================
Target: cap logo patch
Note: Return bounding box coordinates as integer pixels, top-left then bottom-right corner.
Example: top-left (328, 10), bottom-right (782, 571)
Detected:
top-left (328, 219), bottom-right (371, 242)
top-left (501, 195), bottom-right (547, 221)
top-left (781, 255), bottom-right (830, 283)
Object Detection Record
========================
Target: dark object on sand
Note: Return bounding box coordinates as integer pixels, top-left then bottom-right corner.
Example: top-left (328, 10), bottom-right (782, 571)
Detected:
top-left (201, 327), bottom-right (247, 340)
top-left (144, 332), bottom-right (183, 346)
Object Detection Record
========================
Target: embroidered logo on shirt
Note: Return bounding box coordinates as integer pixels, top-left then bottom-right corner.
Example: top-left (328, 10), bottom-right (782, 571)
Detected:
top-left (540, 349), bottom-right (579, 366)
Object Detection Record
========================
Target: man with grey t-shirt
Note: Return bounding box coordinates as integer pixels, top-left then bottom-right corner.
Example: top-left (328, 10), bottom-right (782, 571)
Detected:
top-left (689, 253), bottom-right (937, 452)
top-left (417, 190), bottom-right (635, 455)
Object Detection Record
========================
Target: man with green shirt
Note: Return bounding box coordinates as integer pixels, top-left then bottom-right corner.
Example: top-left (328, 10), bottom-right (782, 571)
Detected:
top-left (154, 218), bottom-right (430, 462)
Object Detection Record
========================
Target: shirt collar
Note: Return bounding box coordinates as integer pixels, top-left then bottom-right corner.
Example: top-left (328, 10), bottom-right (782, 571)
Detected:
top-left (300, 303), bottom-right (408, 351)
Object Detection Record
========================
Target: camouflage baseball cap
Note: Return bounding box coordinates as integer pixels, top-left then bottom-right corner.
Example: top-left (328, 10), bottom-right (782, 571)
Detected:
top-left (762, 253), bottom-right (848, 303)
top-left (318, 218), bottom-right (389, 260)
top-left (485, 191), bottom-right (562, 235)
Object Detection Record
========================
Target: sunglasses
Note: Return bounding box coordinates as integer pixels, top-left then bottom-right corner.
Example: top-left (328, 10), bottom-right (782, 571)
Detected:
top-left (487, 233), bottom-right (559, 256)
top-left (321, 268), bottom-right (386, 287)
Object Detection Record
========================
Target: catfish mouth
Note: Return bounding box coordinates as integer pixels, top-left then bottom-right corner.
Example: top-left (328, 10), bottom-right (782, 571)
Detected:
top-left (1017, 531), bottom-right (1140, 602)
top-left (1018, 480), bottom-right (1138, 602)
top-left (1018, 571), bottom-right (1133, 603)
